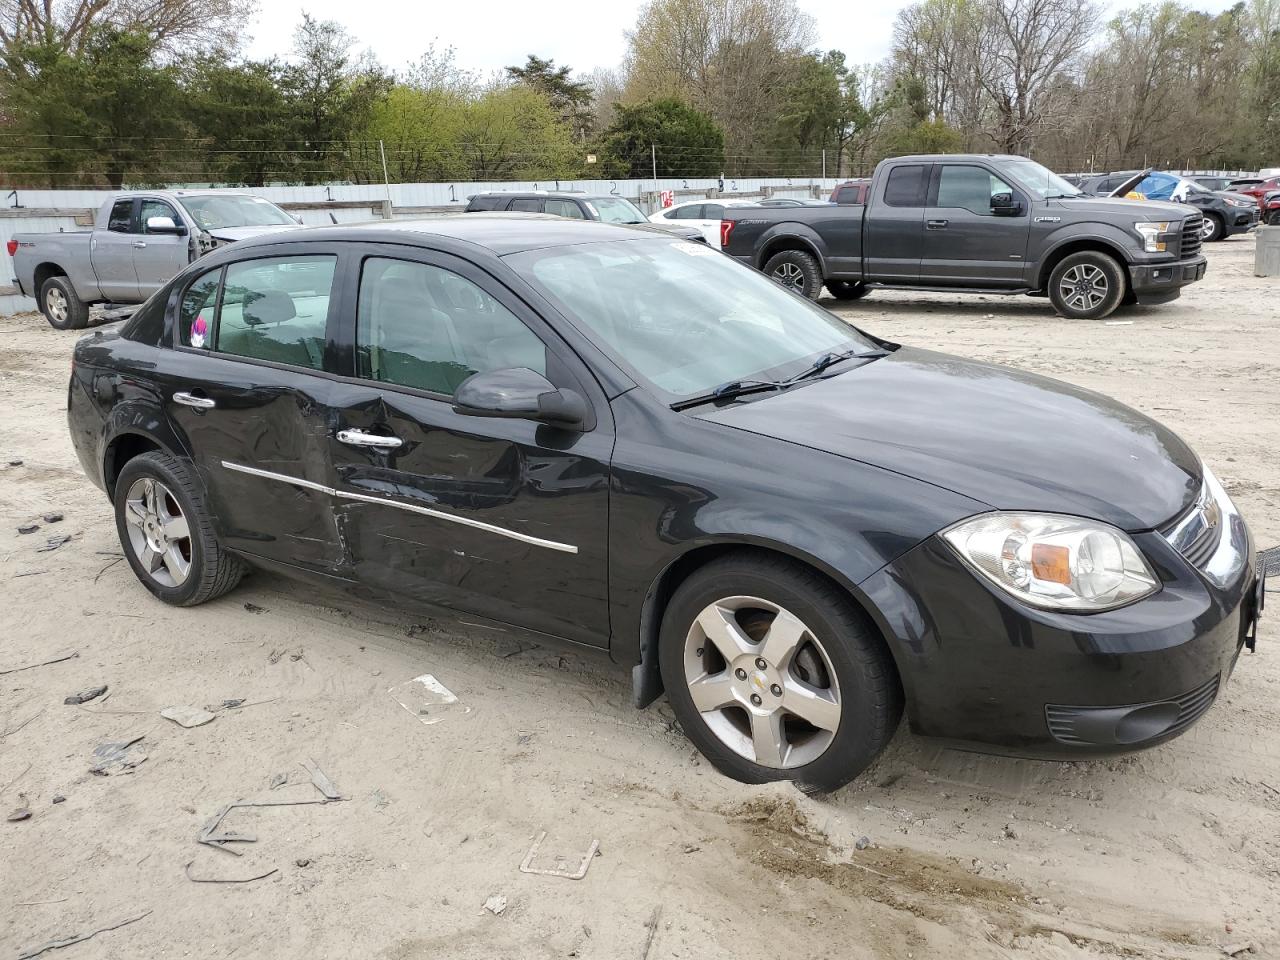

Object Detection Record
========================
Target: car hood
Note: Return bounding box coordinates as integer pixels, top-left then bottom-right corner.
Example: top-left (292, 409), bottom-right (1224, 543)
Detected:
top-left (1049, 195), bottom-right (1189, 220)
top-left (699, 347), bottom-right (1200, 531)
top-left (207, 224), bottom-right (302, 243)
top-left (643, 221), bottom-right (705, 240)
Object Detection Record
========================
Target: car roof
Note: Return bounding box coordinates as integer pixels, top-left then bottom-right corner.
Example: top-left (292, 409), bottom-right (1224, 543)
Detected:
top-left (471, 191), bottom-right (613, 200)
top-left (221, 211), bottom-right (674, 257)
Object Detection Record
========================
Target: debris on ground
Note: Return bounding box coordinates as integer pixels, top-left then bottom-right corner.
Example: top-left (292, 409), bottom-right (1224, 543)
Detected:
top-left (42, 513), bottom-right (63, 524)
top-left (184, 860), bottom-right (278, 884)
top-left (482, 894), bottom-right (508, 916)
top-left (641, 905), bottom-right (663, 960)
top-left (268, 649), bottom-right (284, 665)
top-left (1222, 943), bottom-right (1257, 957)
top-left (242, 602), bottom-right (267, 614)
top-left (160, 705), bottom-right (216, 728)
top-left (295, 857), bottom-right (311, 867)
top-left (855, 835), bottom-right (872, 851)
top-left (16, 909), bottom-right (151, 960)
top-left (64, 685), bottom-right (108, 705)
top-left (219, 699), bottom-right (245, 710)
top-left (51, 795), bottom-right (65, 804)
top-left (89, 734), bottom-right (147, 775)
top-left (269, 773), bottom-right (287, 790)
top-left (18, 523), bottom-right (39, 534)
top-left (8, 459), bottom-right (23, 467)
top-left (0, 651), bottom-right (78, 676)
top-left (519, 831), bottom-right (601, 880)
top-left (36, 534), bottom-right (73, 552)
top-left (300, 759), bottom-right (343, 800)
top-left (388, 674), bottom-right (470, 725)
top-left (7, 807), bottom-right (32, 821)
top-left (2, 708), bottom-right (44, 740)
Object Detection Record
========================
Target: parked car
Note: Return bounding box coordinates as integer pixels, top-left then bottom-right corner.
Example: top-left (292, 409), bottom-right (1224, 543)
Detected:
top-left (1105, 171), bottom-right (1259, 242)
top-left (829, 179), bottom-right (871, 205)
top-left (8, 191), bottom-right (301, 330)
top-left (1227, 176), bottom-right (1280, 211)
top-left (1075, 172), bottom-right (1141, 197)
top-left (1263, 191), bottom-right (1280, 226)
top-left (722, 154), bottom-right (1209, 320)
top-left (465, 190), bottom-right (704, 244)
top-left (647, 198), bottom-right (759, 246)
top-left (1190, 176), bottom-right (1232, 192)
top-left (66, 215), bottom-right (1263, 792)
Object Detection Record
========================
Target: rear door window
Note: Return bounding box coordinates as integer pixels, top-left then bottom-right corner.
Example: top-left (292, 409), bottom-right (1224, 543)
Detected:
top-left (884, 166), bottom-right (927, 207)
top-left (672, 204), bottom-right (704, 220)
top-left (467, 196), bottom-right (505, 211)
top-left (215, 255), bottom-right (336, 369)
top-left (545, 199), bottom-right (586, 219)
top-left (510, 198), bottom-right (543, 213)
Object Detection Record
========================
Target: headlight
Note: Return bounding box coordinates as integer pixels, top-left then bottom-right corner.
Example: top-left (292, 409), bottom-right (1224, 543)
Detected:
top-left (1133, 221), bottom-right (1169, 253)
top-left (942, 513), bottom-right (1159, 612)
top-left (1225, 197), bottom-right (1252, 208)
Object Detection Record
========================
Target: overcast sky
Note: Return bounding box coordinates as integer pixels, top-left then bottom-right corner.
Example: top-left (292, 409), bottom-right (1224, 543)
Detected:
top-left (245, 0), bottom-right (1245, 79)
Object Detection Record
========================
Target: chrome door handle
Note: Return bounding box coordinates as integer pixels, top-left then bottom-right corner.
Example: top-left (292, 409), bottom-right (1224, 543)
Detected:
top-left (133, 240), bottom-right (147, 248)
top-left (337, 428), bottom-right (402, 449)
top-left (173, 391), bottom-right (216, 409)
top-left (926, 219), bottom-right (949, 229)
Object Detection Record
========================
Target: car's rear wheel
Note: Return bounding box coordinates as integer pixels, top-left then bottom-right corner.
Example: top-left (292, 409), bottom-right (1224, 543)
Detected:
top-left (658, 554), bottom-right (901, 793)
top-left (826, 280), bottom-right (870, 301)
top-left (39, 275), bottom-right (89, 330)
top-left (763, 250), bottom-right (823, 300)
top-left (1201, 213), bottom-right (1224, 242)
top-left (1268, 210), bottom-right (1280, 226)
top-left (114, 451), bottom-right (245, 606)
top-left (1048, 251), bottom-right (1126, 320)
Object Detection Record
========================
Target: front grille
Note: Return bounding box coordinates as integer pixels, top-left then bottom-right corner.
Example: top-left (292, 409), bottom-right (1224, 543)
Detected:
top-left (1180, 217), bottom-right (1203, 259)
top-left (1162, 480), bottom-right (1222, 570)
top-left (1045, 675), bottom-right (1220, 746)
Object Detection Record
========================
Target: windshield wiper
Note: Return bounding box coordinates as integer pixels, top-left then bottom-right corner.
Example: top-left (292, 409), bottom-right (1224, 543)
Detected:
top-left (783, 348), bottom-right (888, 384)
top-left (670, 379), bottom-right (787, 411)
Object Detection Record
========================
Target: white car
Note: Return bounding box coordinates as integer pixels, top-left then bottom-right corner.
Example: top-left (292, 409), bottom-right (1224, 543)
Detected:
top-left (648, 198), bottom-right (759, 247)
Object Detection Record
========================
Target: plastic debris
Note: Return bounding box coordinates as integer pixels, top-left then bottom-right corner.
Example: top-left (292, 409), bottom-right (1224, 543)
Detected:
top-left (64, 685), bottom-right (108, 705)
top-left (483, 894), bottom-right (508, 916)
top-left (519, 831), bottom-right (600, 880)
top-left (243, 602), bottom-right (267, 614)
top-left (17, 524), bottom-right (38, 534)
top-left (160, 706), bottom-right (216, 728)
top-left (300, 759), bottom-right (343, 800)
top-left (388, 674), bottom-right (470, 725)
top-left (90, 734), bottom-right (147, 775)
top-left (36, 535), bottom-right (72, 552)
top-left (16, 910), bottom-right (151, 960)
top-left (7, 807), bottom-right (32, 822)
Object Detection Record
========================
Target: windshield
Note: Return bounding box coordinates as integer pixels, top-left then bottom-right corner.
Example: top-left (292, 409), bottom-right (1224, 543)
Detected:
top-left (178, 195), bottom-right (296, 230)
top-left (586, 196), bottom-right (647, 224)
top-left (507, 239), bottom-right (877, 400)
top-left (999, 159), bottom-right (1081, 199)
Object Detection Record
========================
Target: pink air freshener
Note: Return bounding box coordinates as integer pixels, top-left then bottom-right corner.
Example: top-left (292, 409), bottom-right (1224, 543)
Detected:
top-left (191, 313), bottom-right (208, 348)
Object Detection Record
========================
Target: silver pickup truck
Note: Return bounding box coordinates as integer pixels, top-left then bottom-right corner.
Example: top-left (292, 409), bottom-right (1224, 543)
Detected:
top-left (8, 191), bottom-right (300, 329)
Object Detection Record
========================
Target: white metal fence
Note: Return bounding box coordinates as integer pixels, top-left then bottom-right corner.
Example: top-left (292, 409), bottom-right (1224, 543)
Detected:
top-left (0, 176), bottom-right (842, 316)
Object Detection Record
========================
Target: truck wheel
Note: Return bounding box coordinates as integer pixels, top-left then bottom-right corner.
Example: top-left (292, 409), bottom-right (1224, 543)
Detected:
top-left (1200, 214), bottom-right (1224, 242)
top-left (1048, 251), bottom-right (1126, 320)
top-left (39, 275), bottom-right (90, 331)
top-left (826, 280), bottom-right (870, 301)
top-left (763, 250), bottom-right (823, 300)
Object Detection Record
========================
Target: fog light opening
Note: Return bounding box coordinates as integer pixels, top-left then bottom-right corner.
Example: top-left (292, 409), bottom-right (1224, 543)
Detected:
top-left (1113, 702), bottom-right (1180, 744)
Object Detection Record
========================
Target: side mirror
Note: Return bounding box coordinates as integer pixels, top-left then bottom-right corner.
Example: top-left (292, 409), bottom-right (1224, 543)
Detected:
top-left (146, 215), bottom-right (184, 234)
top-left (452, 367), bottom-right (587, 429)
top-left (990, 193), bottom-right (1022, 217)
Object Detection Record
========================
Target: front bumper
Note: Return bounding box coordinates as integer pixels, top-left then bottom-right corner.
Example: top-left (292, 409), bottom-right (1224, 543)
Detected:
top-left (860, 508), bottom-right (1259, 759)
top-left (1227, 208), bottom-right (1260, 233)
top-left (1129, 255), bottom-right (1207, 303)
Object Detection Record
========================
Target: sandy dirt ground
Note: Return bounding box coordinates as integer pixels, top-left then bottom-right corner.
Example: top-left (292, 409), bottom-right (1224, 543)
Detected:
top-left (0, 235), bottom-right (1277, 960)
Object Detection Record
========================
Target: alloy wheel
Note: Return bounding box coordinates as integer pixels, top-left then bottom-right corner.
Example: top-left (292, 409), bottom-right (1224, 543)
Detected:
top-left (1059, 264), bottom-right (1109, 312)
top-left (1200, 217), bottom-right (1215, 240)
top-left (682, 596), bottom-right (841, 769)
top-left (45, 287), bottom-right (68, 324)
top-left (123, 477), bottom-right (192, 588)
top-left (772, 262), bottom-right (806, 293)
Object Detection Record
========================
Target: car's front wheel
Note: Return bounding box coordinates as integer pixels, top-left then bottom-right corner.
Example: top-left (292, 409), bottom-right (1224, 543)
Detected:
top-left (39, 276), bottom-right (90, 330)
top-left (658, 554), bottom-right (901, 793)
top-left (114, 451), bottom-right (245, 606)
top-left (1201, 213), bottom-right (1224, 242)
top-left (762, 250), bottom-right (823, 300)
top-left (1048, 251), bottom-right (1126, 320)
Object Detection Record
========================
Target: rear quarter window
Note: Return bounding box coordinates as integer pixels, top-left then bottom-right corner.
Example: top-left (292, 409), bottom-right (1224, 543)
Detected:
top-left (467, 196), bottom-right (505, 211)
top-left (883, 166), bottom-right (927, 207)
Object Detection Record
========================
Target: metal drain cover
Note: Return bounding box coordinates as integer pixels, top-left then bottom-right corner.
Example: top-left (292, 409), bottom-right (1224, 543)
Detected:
top-left (1260, 545), bottom-right (1280, 579)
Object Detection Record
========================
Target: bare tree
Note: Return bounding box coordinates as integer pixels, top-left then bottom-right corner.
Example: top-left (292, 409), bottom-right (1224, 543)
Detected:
top-left (0, 0), bottom-right (257, 53)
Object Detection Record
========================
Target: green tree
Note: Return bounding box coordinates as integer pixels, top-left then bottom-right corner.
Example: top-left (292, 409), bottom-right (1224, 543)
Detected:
top-left (454, 84), bottom-right (578, 180)
top-left (182, 56), bottom-right (293, 186)
top-left (599, 98), bottom-right (725, 177)
top-left (504, 55), bottom-right (594, 138)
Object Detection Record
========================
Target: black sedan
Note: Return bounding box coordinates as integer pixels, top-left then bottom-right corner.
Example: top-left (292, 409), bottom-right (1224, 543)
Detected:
top-left (67, 215), bottom-right (1264, 791)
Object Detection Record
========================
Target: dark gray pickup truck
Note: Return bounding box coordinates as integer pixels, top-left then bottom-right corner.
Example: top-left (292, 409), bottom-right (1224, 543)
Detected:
top-left (722, 154), bottom-right (1209, 320)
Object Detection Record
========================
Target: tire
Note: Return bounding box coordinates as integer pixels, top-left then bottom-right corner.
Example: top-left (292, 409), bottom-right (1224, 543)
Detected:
top-left (658, 553), bottom-right (902, 794)
top-left (762, 249), bottom-right (823, 300)
top-left (826, 280), bottom-right (871, 301)
top-left (1268, 211), bottom-right (1280, 227)
top-left (113, 451), bottom-right (245, 606)
top-left (39, 275), bottom-right (90, 330)
top-left (1201, 214), bottom-right (1224, 243)
top-left (1047, 250), bottom-right (1126, 320)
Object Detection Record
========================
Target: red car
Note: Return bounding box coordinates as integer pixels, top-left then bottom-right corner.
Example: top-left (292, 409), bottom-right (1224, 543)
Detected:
top-left (1228, 176), bottom-right (1280, 210)
top-left (829, 179), bottom-right (871, 205)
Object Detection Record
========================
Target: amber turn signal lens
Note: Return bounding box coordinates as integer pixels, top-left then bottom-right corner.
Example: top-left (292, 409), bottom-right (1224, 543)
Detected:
top-left (1030, 543), bottom-right (1072, 585)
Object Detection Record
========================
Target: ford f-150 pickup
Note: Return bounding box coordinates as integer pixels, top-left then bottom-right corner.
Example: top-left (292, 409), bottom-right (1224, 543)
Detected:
top-left (8, 191), bottom-right (299, 329)
top-left (722, 154), bottom-right (1209, 320)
